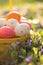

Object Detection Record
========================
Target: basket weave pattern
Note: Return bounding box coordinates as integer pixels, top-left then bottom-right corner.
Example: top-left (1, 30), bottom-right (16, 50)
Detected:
top-left (0, 37), bottom-right (26, 59)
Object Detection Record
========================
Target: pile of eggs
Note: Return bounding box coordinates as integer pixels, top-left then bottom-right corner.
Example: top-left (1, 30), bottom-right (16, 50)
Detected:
top-left (0, 11), bottom-right (32, 38)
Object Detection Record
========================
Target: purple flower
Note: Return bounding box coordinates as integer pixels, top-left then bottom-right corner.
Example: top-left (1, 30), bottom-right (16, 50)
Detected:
top-left (37, 37), bottom-right (41, 42)
top-left (10, 43), bottom-right (14, 47)
top-left (36, 38), bottom-right (41, 45)
top-left (30, 39), bottom-right (32, 43)
top-left (39, 46), bottom-right (43, 51)
top-left (25, 56), bottom-right (32, 63)
top-left (41, 49), bottom-right (43, 54)
top-left (25, 44), bottom-right (28, 47)
top-left (28, 43), bottom-right (32, 46)
top-left (27, 39), bottom-right (32, 46)
top-left (16, 41), bottom-right (21, 45)
top-left (8, 43), bottom-right (14, 51)
top-left (39, 46), bottom-right (43, 54)
top-left (9, 47), bottom-right (13, 51)
top-left (27, 39), bottom-right (32, 43)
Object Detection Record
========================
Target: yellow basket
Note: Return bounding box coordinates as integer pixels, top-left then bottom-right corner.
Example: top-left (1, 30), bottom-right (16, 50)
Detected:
top-left (0, 37), bottom-right (27, 59)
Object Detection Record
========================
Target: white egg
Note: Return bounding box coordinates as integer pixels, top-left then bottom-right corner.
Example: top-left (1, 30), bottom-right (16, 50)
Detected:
top-left (6, 18), bottom-right (19, 28)
top-left (15, 23), bottom-right (30, 36)
top-left (0, 18), bottom-right (6, 27)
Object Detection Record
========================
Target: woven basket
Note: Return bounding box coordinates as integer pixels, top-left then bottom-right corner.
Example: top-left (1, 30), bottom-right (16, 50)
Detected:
top-left (0, 36), bottom-right (27, 60)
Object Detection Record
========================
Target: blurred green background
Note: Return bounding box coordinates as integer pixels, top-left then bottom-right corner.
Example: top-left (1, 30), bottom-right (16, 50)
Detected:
top-left (0, 0), bottom-right (43, 19)
top-left (0, 0), bottom-right (43, 8)
top-left (0, 0), bottom-right (43, 5)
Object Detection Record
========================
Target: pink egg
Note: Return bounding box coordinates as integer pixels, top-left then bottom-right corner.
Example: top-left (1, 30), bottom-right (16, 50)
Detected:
top-left (0, 26), bottom-right (15, 38)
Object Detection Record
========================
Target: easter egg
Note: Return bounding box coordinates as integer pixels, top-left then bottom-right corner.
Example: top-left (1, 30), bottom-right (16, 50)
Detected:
top-left (6, 18), bottom-right (19, 28)
top-left (0, 26), bottom-right (15, 38)
top-left (15, 22), bottom-right (32, 36)
top-left (0, 18), bottom-right (6, 27)
top-left (6, 11), bottom-right (21, 22)
top-left (21, 22), bottom-right (32, 30)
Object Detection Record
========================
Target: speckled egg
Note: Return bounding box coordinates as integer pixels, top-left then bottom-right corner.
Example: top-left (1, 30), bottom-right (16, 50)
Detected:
top-left (6, 18), bottom-right (19, 28)
top-left (0, 18), bottom-right (6, 27)
top-left (15, 22), bottom-right (32, 36)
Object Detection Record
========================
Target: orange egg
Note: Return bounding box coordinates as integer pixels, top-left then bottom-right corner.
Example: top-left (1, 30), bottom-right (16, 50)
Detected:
top-left (6, 12), bottom-right (21, 23)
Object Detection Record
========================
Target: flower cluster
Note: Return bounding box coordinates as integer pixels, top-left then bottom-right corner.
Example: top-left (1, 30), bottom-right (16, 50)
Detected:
top-left (0, 30), bottom-right (43, 65)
